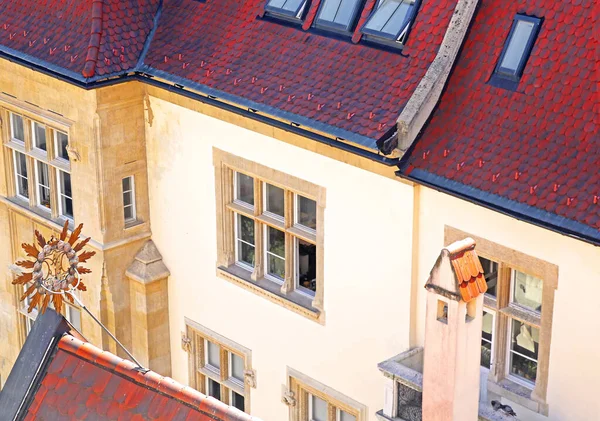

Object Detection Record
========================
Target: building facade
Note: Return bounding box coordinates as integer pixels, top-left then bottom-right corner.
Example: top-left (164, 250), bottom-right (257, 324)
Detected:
top-left (0, 1), bottom-right (598, 420)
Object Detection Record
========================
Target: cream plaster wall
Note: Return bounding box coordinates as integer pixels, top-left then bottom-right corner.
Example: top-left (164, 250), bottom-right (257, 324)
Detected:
top-left (415, 186), bottom-right (600, 421)
top-left (145, 96), bottom-right (414, 421)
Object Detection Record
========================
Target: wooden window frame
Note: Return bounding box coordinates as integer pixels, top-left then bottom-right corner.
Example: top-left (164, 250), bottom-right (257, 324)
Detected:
top-left (287, 367), bottom-right (366, 421)
top-left (445, 226), bottom-right (557, 415)
top-left (214, 148), bottom-right (326, 324)
top-left (1, 104), bottom-right (73, 223)
top-left (185, 318), bottom-right (253, 414)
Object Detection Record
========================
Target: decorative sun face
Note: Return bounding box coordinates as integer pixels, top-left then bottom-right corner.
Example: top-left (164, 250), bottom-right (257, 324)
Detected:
top-left (12, 221), bottom-right (95, 314)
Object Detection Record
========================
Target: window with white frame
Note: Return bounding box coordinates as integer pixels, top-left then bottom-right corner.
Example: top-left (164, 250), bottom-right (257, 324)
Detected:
top-left (232, 171), bottom-right (318, 294)
top-left (214, 149), bottom-right (325, 322)
top-left (122, 176), bottom-right (137, 224)
top-left (361, 0), bottom-right (420, 46)
top-left (3, 108), bottom-right (73, 221)
top-left (445, 226), bottom-right (557, 412)
top-left (479, 256), bottom-right (542, 385)
top-left (287, 368), bottom-right (365, 421)
top-left (13, 150), bottom-right (29, 199)
top-left (186, 319), bottom-right (253, 413)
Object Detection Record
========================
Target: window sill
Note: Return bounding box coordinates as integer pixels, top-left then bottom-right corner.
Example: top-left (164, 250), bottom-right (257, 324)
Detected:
top-left (3, 196), bottom-right (74, 230)
top-left (216, 266), bottom-right (324, 325)
top-left (124, 219), bottom-right (144, 230)
top-left (487, 378), bottom-right (548, 416)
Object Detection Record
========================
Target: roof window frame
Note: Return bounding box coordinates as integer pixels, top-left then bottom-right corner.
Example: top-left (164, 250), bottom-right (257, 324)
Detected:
top-left (360, 0), bottom-right (421, 48)
top-left (493, 14), bottom-right (542, 82)
top-left (312, 0), bottom-right (365, 35)
top-left (264, 0), bottom-right (311, 24)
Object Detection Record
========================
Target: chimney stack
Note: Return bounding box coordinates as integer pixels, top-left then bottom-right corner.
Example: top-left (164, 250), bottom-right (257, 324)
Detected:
top-left (422, 238), bottom-right (487, 421)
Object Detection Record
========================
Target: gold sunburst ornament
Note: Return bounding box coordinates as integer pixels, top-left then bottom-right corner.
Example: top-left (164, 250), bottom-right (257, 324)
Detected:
top-left (12, 221), bottom-right (95, 315)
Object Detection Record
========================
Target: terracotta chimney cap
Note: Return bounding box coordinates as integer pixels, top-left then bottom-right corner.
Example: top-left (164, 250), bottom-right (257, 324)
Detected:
top-left (425, 238), bottom-right (487, 302)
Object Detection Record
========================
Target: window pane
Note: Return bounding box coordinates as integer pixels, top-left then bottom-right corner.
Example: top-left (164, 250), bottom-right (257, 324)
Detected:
top-left (265, 183), bottom-right (284, 218)
top-left (235, 172), bottom-right (254, 206)
top-left (11, 113), bottom-right (24, 142)
top-left (311, 394), bottom-right (328, 421)
top-left (207, 341), bottom-right (220, 369)
top-left (236, 214), bottom-right (255, 267)
top-left (14, 151), bottom-right (29, 198)
top-left (33, 122), bottom-right (47, 151)
top-left (122, 176), bottom-right (132, 192)
top-left (381, 2), bottom-right (412, 36)
top-left (297, 239), bottom-right (317, 295)
top-left (339, 410), bottom-right (356, 421)
top-left (66, 306), bottom-right (82, 331)
top-left (207, 378), bottom-right (221, 400)
top-left (231, 353), bottom-right (245, 382)
top-left (266, 227), bottom-right (285, 279)
top-left (512, 270), bottom-right (543, 312)
top-left (481, 311), bottom-right (493, 368)
top-left (297, 195), bottom-right (316, 230)
top-left (268, 0), bottom-right (303, 12)
top-left (56, 132), bottom-right (69, 161)
top-left (479, 257), bottom-right (498, 297)
top-left (37, 161), bottom-right (51, 209)
top-left (509, 319), bottom-right (539, 383)
top-left (232, 391), bottom-right (245, 411)
top-left (59, 171), bottom-right (73, 218)
top-left (123, 191), bottom-right (133, 207)
top-left (124, 205), bottom-right (134, 221)
top-left (500, 20), bottom-right (535, 72)
top-left (317, 0), bottom-right (362, 29)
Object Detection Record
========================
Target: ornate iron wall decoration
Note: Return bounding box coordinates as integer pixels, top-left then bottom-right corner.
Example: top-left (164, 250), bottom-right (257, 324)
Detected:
top-left (12, 221), bottom-right (95, 314)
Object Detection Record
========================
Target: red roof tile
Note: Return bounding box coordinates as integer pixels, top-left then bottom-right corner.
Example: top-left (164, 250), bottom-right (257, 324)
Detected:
top-left (0, 0), bottom-right (159, 78)
top-left (403, 0), bottom-right (599, 242)
top-left (0, 0), bottom-right (459, 145)
top-left (22, 335), bottom-right (258, 421)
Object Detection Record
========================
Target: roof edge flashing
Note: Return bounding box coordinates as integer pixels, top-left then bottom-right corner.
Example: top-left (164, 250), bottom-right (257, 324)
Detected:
top-left (394, 0), bottom-right (479, 154)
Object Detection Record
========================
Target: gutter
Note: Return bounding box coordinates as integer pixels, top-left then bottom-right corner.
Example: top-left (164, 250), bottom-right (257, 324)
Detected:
top-left (398, 169), bottom-right (600, 247)
top-left (0, 53), bottom-right (398, 167)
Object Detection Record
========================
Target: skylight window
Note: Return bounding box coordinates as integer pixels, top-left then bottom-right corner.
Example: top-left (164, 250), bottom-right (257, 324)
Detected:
top-left (494, 15), bottom-right (541, 81)
top-left (265, 0), bottom-right (308, 20)
top-left (314, 0), bottom-right (363, 33)
top-left (361, 0), bottom-right (419, 45)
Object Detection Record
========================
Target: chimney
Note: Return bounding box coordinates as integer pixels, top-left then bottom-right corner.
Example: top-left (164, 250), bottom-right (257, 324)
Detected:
top-left (422, 238), bottom-right (486, 421)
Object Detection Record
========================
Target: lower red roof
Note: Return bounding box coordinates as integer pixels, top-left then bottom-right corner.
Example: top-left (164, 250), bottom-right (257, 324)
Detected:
top-left (22, 335), bottom-right (257, 421)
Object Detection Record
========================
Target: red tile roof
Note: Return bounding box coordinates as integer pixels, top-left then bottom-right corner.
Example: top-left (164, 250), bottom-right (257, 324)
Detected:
top-left (0, 0), bottom-right (458, 147)
top-left (0, 0), bottom-right (159, 79)
top-left (142, 0), bottom-right (457, 144)
top-left (402, 0), bottom-right (599, 243)
top-left (21, 335), bottom-right (257, 421)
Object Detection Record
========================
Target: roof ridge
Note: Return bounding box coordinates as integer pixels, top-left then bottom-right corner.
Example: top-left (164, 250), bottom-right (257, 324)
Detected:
top-left (57, 334), bottom-right (257, 420)
top-left (82, 0), bottom-right (104, 78)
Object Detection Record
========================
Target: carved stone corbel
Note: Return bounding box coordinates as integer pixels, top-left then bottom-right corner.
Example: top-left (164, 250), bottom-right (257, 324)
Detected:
top-left (65, 144), bottom-right (81, 162)
top-left (244, 369), bottom-right (257, 388)
top-left (282, 388), bottom-right (296, 407)
top-left (181, 332), bottom-right (192, 353)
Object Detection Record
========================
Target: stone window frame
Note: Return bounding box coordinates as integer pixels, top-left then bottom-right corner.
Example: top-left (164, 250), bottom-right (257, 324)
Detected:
top-left (214, 148), bottom-right (326, 324)
top-left (185, 318), bottom-right (254, 414)
top-left (1, 100), bottom-right (74, 223)
top-left (445, 226), bottom-right (557, 415)
top-left (285, 367), bottom-right (367, 421)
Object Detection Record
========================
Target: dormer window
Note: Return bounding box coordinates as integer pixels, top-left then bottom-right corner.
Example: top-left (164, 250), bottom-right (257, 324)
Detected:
top-left (313, 0), bottom-right (363, 33)
top-left (490, 14), bottom-right (541, 89)
top-left (361, 0), bottom-right (419, 46)
top-left (265, 0), bottom-right (309, 22)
